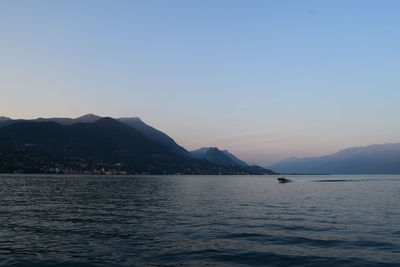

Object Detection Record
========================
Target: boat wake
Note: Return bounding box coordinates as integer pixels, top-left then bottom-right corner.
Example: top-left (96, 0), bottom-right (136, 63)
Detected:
top-left (294, 178), bottom-right (400, 183)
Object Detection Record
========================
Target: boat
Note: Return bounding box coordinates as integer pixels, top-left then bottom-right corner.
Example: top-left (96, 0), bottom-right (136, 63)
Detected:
top-left (277, 177), bottom-right (291, 183)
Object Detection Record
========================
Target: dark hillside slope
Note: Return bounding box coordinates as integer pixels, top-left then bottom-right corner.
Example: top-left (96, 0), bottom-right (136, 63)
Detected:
top-left (191, 147), bottom-right (275, 174)
top-left (0, 114), bottom-right (189, 156)
top-left (0, 118), bottom-right (271, 174)
top-left (118, 117), bottom-right (189, 156)
top-left (0, 118), bottom-right (172, 173)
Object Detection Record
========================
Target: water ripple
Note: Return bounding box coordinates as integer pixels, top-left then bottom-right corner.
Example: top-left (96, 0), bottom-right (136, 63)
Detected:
top-left (0, 174), bottom-right (399, 266)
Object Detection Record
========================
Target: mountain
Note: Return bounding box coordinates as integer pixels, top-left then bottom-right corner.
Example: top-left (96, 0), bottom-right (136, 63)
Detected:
top-left (34, 113), bottom-right (102, 125)
top-left (268, 143), bottom-right (400, 174)
top-left (75, 113), bottom-right (102, 123)
top-left (191, 147), bottom-right (239, 166)
top-left (0, 114), bottom-right (188, 156)
top-left (0, 118), bottom-right (170, 173)
top-left (221, 150), bottom-right (248, 167)
top-left (118, 117), bottom-right (189, 156)
top-left (191, 147), bottom-right (249, 167)
top-left (0, 114), bottom-right (102, 127)
top-left (190, 147), bottom-right (274, 174)
top-left (0, 118), bottom-right (272, 175)
top-left (0, 116), bottom-right (10, 122)
top-left (190, 147), bottom-right (211, 158)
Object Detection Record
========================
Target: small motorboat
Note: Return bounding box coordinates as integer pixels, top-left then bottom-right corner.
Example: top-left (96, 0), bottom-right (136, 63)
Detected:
top-left (277, 177), bottom-right (291, 183)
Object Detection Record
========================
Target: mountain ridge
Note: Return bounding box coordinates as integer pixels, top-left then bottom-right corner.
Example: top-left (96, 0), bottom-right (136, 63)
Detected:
top-left (0, 116), bottom-right (275, 175)
top-left (190, 147), bottom-right (248, 167)
top-left (191, 147), bottom-right (239, 166)
top-left (118, 117), bottom-right (189, 156)
top-left (0, 114), bottom-right (188, 156)
top-left (268, 143), bottom-right (400, 174)
top-left (0, 116), bottom-right (10, 122)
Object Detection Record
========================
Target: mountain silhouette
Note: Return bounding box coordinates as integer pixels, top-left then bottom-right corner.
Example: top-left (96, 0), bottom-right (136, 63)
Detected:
top-left (0, 117), bottom-right (273, 175)
top-left (0, 114), bottom-right (188, 156)
top-left (118, 117), bottom-right (189, 156)
top-left (191, 147), bottom-right (246, 166)
top-left (268, 143), bottom-right (400, 174)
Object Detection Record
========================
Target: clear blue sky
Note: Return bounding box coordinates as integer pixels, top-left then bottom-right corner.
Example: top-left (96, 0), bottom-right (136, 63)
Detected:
top-left (1, 0), bottom-right (400, 165)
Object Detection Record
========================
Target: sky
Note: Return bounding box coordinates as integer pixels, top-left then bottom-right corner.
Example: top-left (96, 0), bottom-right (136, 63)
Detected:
top-left (1, 0), bottom-right (400, 166)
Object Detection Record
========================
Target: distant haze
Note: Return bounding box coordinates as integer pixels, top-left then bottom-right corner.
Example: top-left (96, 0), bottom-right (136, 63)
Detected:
top-left (1, 1), bottom-right (400, 165)
top-left (268, 143), bottom-right (400, 174)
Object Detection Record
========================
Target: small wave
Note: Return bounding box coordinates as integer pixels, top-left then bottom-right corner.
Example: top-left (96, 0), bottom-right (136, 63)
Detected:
top-left (222, 232), bottom-right (397, 250)
top-left (151, 249), bottom-right (399, 267)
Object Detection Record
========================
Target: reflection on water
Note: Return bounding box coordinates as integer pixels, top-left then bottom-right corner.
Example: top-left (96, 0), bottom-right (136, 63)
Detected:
top-left (0, 174), bottom-right (399, 266)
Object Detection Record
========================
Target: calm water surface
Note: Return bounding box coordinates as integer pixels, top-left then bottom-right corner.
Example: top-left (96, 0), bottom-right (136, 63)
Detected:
top-left (0, 174), bottom-right (399, 266)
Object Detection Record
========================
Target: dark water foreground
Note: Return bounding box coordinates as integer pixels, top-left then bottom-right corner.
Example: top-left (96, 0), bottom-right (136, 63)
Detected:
top-left (0, 174), bottom-right (399, 266)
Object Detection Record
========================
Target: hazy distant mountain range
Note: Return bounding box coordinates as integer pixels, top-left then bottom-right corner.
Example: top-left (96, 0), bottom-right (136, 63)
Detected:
top-left (0, 114), bottom-right (274, 175)
top-left (268, 143), bottom-right (400, 174)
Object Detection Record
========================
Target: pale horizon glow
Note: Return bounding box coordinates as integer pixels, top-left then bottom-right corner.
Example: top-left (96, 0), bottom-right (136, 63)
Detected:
top-left (1, 0), bottom-right (400, 166)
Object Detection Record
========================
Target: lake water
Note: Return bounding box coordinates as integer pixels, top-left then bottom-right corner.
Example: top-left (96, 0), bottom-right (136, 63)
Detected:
top-left (0, 174), bottom-right (399, 266)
